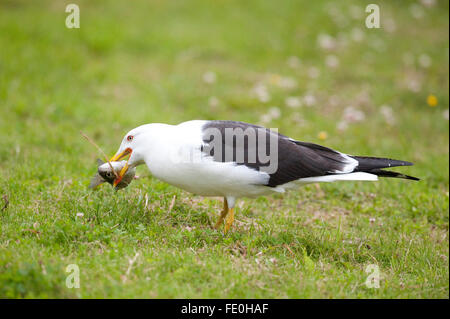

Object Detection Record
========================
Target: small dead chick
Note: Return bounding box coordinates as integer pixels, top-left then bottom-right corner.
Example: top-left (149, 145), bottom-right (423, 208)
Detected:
top-left (89, 159), bottom-right (136, 190)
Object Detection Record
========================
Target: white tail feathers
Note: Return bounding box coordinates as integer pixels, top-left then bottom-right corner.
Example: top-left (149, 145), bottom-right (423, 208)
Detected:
top-left (297, 172), bottom-right (378, 184)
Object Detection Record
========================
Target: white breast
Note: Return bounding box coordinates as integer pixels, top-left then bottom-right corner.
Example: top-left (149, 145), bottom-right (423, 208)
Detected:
top-left (142, 121), bottom-right (272, 197)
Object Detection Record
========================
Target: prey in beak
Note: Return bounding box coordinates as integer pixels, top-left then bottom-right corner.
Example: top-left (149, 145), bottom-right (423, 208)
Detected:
top-left (109, 148), bottom-right (132, 187)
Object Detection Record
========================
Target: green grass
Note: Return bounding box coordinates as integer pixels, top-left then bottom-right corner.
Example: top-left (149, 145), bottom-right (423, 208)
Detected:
top-left (0, 0), bottom-right (448, 298)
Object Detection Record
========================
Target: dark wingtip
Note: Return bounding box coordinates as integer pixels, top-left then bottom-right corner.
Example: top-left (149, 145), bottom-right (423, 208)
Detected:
top-left (386, 159), bottom-right (414, 167)
top-left (352, 156), bottom-right (415, 170)
top-left (400, 161), bottom-right (414, 167)
top-left (368, 169), bottom-right (420, 181)
top-left (392, 173), bottom-right (420, 181)
top-left (404, 174), bottom-right (420, 181)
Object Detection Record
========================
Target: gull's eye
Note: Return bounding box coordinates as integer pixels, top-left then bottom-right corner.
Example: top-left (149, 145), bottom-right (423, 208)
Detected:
top-left (127, 135), bottom-right (133, 142)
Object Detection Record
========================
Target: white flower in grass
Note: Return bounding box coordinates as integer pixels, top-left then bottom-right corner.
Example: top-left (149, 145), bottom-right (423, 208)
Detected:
top-left (259, 113), bottom-right (272, 124)
top-left (252, 83), bottom-right (271, 103)
top-left (343, 106), bottom-right (365, 123)
top-left (303, 94), bottom-right (317, 107)
top-left (410, 4), bottom-right (425, 19)
top-left (443, 109), bottom-right (449, 121)
top-left (285, 96), bottom-right (302, 108)
top-left (202, 71), bottom-right (216, 84)
top-left (380, 105), bottom-right (396, 125)
top-left (317, 33), bottom-right (336, 50)
top-left (418, 54), bottom-right (432, 68)
top-left (268, 106), bottom-right (281, 119)
top-left (406, 78), bottom-right (422, 93)
top-left (325, 55), bottom-right (339, 69)
top-left (76, 212), bottom-right (84, 218)
top-left (420, 0), bottom-right (436, 7)
top-left (337, 120), bottom-right (348, 131)
top-left (279, 76), bottom-right (297, 90)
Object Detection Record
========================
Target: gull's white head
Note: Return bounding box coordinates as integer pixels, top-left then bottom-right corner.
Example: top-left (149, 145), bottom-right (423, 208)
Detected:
top-left (109, 124), bottom-right (159, 186)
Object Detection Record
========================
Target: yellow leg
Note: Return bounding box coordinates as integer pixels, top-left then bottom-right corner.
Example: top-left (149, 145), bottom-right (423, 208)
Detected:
top-left (224, 208), bottom-right (235, 234)
top-left (214, 198), bottom-right (229, 229)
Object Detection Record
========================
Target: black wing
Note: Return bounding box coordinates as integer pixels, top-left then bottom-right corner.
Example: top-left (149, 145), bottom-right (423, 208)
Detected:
top-left (201, 121), bottom-right (355, 187)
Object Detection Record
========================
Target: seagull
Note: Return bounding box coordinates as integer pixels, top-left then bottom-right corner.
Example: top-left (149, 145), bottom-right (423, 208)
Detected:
top-left (109, 120), bottom-right (418, 233)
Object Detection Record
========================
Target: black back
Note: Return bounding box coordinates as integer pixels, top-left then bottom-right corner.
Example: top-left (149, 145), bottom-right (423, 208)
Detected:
top-left (201, 121), bottom-right (354, 187)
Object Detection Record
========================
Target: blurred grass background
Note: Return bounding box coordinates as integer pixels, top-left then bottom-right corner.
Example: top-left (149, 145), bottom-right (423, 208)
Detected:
top-left (0, 0), bottom-right (448, 298)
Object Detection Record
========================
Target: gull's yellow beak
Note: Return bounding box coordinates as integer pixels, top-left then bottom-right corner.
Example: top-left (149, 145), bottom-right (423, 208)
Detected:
top-left (110, 148), bottom-right (132, 187)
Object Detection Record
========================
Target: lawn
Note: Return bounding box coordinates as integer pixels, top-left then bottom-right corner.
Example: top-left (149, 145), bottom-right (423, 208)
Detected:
top-left (0, 0), bottom-right (448, 298)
